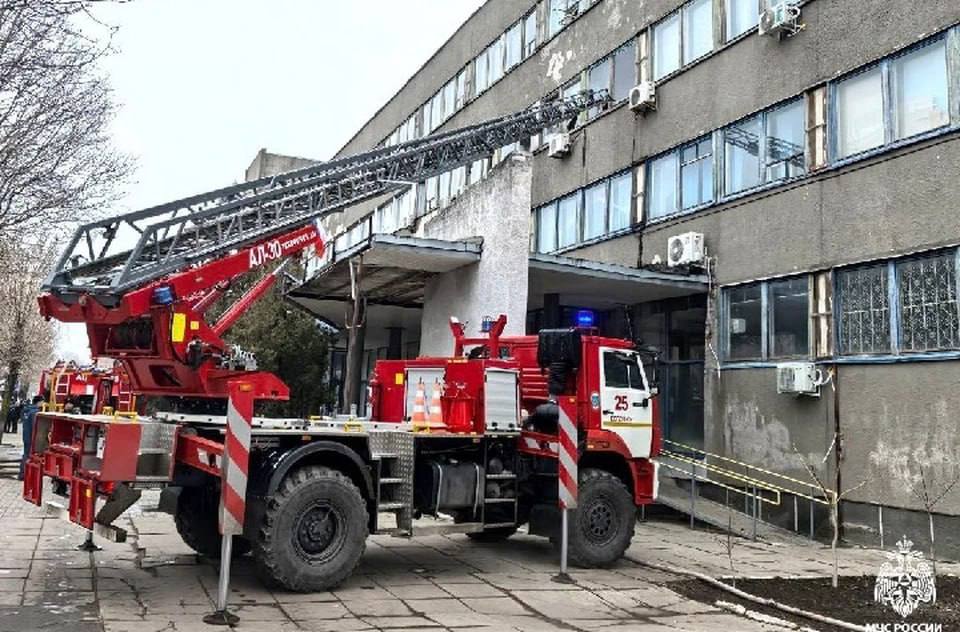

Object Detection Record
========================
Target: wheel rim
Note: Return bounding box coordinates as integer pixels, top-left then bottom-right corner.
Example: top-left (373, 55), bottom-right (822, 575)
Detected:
top-left (293, 502), bottom-right (345, 563)
top-left (582, 495), bottom-right (618, 545)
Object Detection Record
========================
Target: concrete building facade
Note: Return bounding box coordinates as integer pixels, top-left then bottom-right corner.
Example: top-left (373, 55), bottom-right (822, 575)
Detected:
top-left (284, 0), bottom-right (960, 554)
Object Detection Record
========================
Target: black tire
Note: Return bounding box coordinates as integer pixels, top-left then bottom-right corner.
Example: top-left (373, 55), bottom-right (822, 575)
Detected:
top-left (566, 469), bottom-right (636, 568)
top-left (174, 486), bottom-right (251, 558)
top-left (252, 466), bottom-right (368, 592)
top-left (466, 526), bottom-right (518, 543)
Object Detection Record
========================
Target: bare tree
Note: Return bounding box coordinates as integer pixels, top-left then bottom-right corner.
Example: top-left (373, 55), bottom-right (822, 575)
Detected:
top-left (0, 0), bottom-right (132, 241)
top-left (908, 463), bottom-right (960, 576)
top-left (794, 434), bottom-right (866, 588)
top-left (0, 240), bottom-right (58, 427)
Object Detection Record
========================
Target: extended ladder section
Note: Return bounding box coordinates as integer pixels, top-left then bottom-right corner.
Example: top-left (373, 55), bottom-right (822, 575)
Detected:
top-left (47, 91), bottom-right (607, 302)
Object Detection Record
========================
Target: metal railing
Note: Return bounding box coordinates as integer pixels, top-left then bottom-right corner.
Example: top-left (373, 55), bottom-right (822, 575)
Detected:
top-left (658, 438), bottom-right (832, 540)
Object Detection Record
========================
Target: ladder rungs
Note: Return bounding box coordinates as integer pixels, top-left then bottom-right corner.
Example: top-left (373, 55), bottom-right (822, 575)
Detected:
top-left (486, 473), bottom-right (516, 480)
top-left (378, 502), bottom-right (406, 510)
top-left (484, 498), bottom-right (516, 504)
top-left (482, 522), bottom-right (518, 529)
top-left (379, 478), bottom-right (404, 484)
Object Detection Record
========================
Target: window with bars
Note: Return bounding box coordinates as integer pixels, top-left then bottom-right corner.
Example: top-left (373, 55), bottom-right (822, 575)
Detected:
top-left (836, 251), bottom-right (960, 356)
top-left (897, 253), bottom-right (960, 351)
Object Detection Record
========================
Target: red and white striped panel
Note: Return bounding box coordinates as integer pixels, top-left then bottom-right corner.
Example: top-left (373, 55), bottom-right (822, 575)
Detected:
top-left (557, 397), bottom-right (578, 510)
top-left (220, 382), bottom-right (253, 536)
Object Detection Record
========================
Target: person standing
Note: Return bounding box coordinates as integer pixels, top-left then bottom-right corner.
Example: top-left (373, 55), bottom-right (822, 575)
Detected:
top-left (4, 401), bottom-right (21, 434)
top-left (18, 395), bottom-right (44, 481)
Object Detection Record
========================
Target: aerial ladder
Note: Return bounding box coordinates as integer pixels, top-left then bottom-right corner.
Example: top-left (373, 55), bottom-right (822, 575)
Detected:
top-left (39, 91), bottom-right (607, 403)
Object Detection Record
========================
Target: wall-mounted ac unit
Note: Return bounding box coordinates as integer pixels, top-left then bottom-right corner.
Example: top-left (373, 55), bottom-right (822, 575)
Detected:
top-left (776, 362), bottom-right (821, 396)
top-left (759, 2), bottom-right (802, 38)
top-left (666, 232), bottom-right (705, 267)
top-left (548, 132), bottom-right (572, 159)
top-left (629, 82), bottom-right (656, 112)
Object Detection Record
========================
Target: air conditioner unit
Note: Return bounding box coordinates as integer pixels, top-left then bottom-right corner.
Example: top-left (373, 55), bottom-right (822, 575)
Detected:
top-left (759, 2), bottom-right (802, 38)
top-left (548, 132), bottom-right (572, 159)
top-left (629, 82), bottom-right (656, 112)
top-left (776, 362), bottom-right (822, 396)
top-left (666, 232), bottom-right (705, 267)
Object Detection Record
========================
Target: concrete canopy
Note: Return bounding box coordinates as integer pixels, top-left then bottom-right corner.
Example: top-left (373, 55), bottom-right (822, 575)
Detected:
top-left (527, 253), bottom-right (708, 310)
top-left (286, 233), bottom-right (482, 329)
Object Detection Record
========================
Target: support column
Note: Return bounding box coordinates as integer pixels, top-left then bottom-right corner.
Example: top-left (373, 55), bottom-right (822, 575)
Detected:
top-left (543, 293), bottom-right (561, 329)
top-left (386, 327), bottom-right (403, 360)
top-left (342, 259), bottom-right (366, 415)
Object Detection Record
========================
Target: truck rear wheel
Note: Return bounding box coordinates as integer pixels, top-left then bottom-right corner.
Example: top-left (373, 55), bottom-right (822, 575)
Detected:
top-left (174, 486), bottom-right (251, 558)
top-left (567, 468), bottom-right (635, 567)
top-left (253, 465), bottom-right (367, 592)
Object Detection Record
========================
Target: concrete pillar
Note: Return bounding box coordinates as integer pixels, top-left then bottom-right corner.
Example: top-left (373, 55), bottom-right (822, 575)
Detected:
top-left (543, 293), bottom-right (561, 329)
top-left (387, 327), bottom-right (403, 360)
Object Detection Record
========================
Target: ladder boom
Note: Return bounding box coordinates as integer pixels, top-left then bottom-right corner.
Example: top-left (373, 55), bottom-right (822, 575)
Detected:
top-left (48, 92), bottom-right (606, 301)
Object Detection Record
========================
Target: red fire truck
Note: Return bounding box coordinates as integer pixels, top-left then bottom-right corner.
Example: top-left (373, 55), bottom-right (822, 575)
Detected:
top-left (22, 92), bottom-right (663, 591)
top-left (39, 360), bottom-right (137, 415)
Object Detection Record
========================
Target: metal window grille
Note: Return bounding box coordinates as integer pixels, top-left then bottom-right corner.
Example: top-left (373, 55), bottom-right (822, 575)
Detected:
top-left (897, 253), bottom-right (960, 352)
top-left (837, 264), bottom-right (890, 354)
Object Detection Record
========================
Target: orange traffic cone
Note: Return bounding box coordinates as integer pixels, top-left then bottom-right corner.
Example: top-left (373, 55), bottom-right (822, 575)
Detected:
top-left (411, 379), bottom-right (428, 427)
top-left (428, 380), bottom-right (445, 428)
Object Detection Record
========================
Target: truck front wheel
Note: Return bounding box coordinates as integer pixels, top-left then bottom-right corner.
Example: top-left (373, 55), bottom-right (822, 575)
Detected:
top-left (253, 465), bottom-right (368, 592)
top-left (567, 468), bottom-right (635, 567)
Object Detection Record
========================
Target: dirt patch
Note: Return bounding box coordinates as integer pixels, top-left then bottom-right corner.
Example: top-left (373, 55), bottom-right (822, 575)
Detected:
top-left (672, 576), bottom-right (960, 631)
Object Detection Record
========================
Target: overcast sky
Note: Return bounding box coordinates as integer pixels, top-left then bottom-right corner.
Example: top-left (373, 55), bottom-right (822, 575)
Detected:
top-left (57, 0), bottom-right (485, 361)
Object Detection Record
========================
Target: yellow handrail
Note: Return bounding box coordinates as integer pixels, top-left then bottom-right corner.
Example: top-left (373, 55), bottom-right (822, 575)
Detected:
top-left (660, 439), bottom-right (833, 506)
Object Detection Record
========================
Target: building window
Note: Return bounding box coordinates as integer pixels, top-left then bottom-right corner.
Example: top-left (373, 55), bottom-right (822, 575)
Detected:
top-left (723, 98), bottom-right (805, 197)
top-left (611, 39), bottom-right (637, 102)
top-left (557, 191), bottom-right (582, 248)
top-left (680, 136), bottom-right (713, 210)
top-left (723, 276), bottom-right (811, 361)
top-left (653, 12), bottom-right (680, 80)
top-left (455, 69), bottom-right (468, 110)
top-left (609, 172), bottom-right (632, 232)
top-left (653, 0), bottom-right (714, 81)
top-left (537, 202), bottom-right (558, 253)
top-left (835, 38), bottom-right (950, 160)
top-left (725, 283), bottom-right (763, 360)
top-left (769, 277), bottom-right (810, 358)
top-left (898, 252), bottom-right (960, 352)
top-left (837, 264), bottom-right (891, 355)
top-left (683, 0), bottom-right (713, 64)
top-left (488, 36), bottom-right (505, 85)
top-left (505, 22), bottom-right (523, 70)
top-left (583, 180), bottom-right (608, 240)
top-left (723, 114), bottom-right (761, 195)
top-left (430, 91), bottom-right (444, 131)
top-left (534, 171), bottom-right (632, 253)
top-left (648, 152), bottom-right (678, 220)
top-left (548, 0), bottom-right (564, 38)
top-left (587, 57), bottom-right (611, 119)
top-left (443, 80), bottom-right (456, 120)
top-left (836, 68), bottom-right (883, 159)
top-left (475, 49), bottom-right (490, 94)
top-left (725, 0), bottom-right (758, 41)
top-left (890, 41), bottom-right (950, 141)
top-left (838, 251), bottom-right (960, 356)
top-left (524, 11), bottom-right (538, 57)
top-left (765, 99), bottom-right (806, 181)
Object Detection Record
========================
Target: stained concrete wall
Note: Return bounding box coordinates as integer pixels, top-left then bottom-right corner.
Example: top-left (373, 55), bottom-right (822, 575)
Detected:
top-left (418, 154), bottom-right (533, 356)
